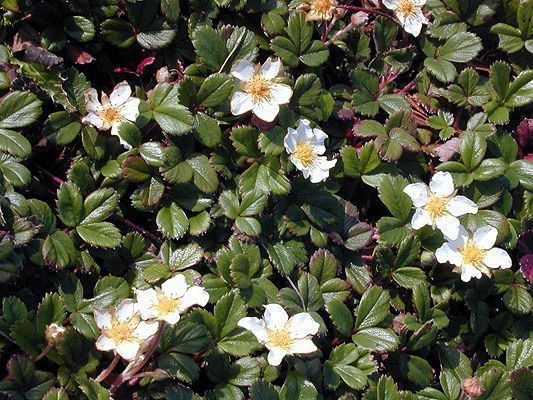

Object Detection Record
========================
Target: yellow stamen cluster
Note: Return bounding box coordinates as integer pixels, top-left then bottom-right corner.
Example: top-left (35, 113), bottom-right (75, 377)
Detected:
top-left (268, 328), bottom-right (293, 350)
top-left (100, 106), bottom-right (122, 123)
top-left (460, 241), bottom-right (486, 267)
top-left (293, 142), bottom-right (316, 166)
top-left (105, 320), bottom-right (136, 344)
top-left (396, 0), bottom-right (417, 17)
top-left (424, 195), bottom-right (448, 220)
top-left (244, 75), bottom-right (271, 101)
top-left (310, 0), bottom-right (336, 17)
top-left (154, 296), bottom-right (180, 316)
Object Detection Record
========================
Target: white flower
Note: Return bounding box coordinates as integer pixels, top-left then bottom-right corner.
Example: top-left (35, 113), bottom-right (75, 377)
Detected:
top-left (382, 0), bottom-right (428, 37)
top-left (284, 119), bottom-right (337, 183)
top-left (299, 0), bottom-right (339, 21)
top-left (238, 304), bottom-right (320, 366)
top-left (436, 226), bottom-right (512, 282)
top-left (230, 58), bottom-right (292, 122)
top-left (135, 274), bottom-right (209, 325)
top-left (82, 81), bottom-right (140, 149)
top-left (403, 171), bottom-right (478, 240)
top-left (45, 323), bottom-right (66, 345)
top-left (93, 299), bottom-right (159, 361)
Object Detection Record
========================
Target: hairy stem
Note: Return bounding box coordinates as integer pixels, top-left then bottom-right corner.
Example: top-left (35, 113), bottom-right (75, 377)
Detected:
top-left (95, 354), bottom-right (121, 382)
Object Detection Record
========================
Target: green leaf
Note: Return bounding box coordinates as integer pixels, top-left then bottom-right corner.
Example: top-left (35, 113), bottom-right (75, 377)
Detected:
top-left (438, 32), bottom-right (482, 63)
top-left (214, 290), bottom-right (247, 338)
top-left (42, 231), bottom-right (77, 269)
top-left (197, 73), bottom-right (233, 107)
top-left (438, 344), bottom-right (472, 400)
top-left (158, 352), bottom-right (199, 383)
top-left (36, 293), bottom-right (65, 333)
top-left (149, 83), bottom-right (193, 135)
top-left (354, 286), bottom-right (390, 330)
top-left (77, 377), bottom-right (110, 400)
top-left (460, 131), bottom-right (487, 170)
top-left (352, 327), bottom-right (399, 351)
top-left (506, 339), bottom-right (533, 370)
top-left (156, 202), bottom-right (189, 240)
top-left (326, 299), bottom-right (353, 337)
top-left (0, 129), bottom-right (31, 158)
top-left (64, 16), bottom-right (95, 43)
top-left (56, 182), bottom-right (84, 227)
top-left (101, 19), bottom-right (136, 48)
top-left (191, 25), bottom-right (228, 71)
top-left (76, 222), bottom-right (122, 248)
top-left (377, 175), bottom-right (411, 222)
top-left (400, 354), bottom-right (433, 387)
top-left (186, 153), bottom-right (219, 194)
top-left (280, 371), bottom-right (318, 400)
top-left (0, 91), bottom-right (42, 129)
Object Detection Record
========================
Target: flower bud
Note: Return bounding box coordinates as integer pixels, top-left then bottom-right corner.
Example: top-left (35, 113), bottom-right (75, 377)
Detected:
top-left (45, 323), bottom-right (66, 345)
top-left (351, 12), bottom-right (369, 27)
top-left (420, 251), bottom-right (437, 267)
top-left (461, 377), bottom-right (484, 397)
top-left (156, 67), bottom-right (170, 83)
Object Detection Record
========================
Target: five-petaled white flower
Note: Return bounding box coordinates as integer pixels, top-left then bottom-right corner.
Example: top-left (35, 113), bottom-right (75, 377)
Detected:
top-left (238, 304), bottom-right (320, 366)
top-left (135, 274), bottom-right (209, 325)
top-left (284, 119), bottom-right (337, 183)
top-left (403, 171), bottom-right (478, 240)
top-left (94, 299), bottom-right (159, 361)
top-left (436, 226), bottom-right (512, 282)
top-left (230, 58), bottom-right (292, 122)
top-left (82, 81), bottom-right (140, 149)
top-left (382, 0), bottom-right (428, 37)
top-left (300, 0), bottom-right (339, 21)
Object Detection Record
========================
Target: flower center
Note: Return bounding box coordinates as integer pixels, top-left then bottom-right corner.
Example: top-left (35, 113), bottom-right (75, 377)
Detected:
top-left (154, 296), bottom-right (180, 316)
top-left (460, 241), bottom-right (486, 267)
top-left (424, 195), bottom-right (448, 220)
top-left (396, 0), bottom-right (417, 16)
top-left (105, 322), bottom-right (135, 344)
top-left (293, 141), bottom-right (316, 166)
top-left (311, 0), bottom-right (335, 16)
top-left (268, 328), bottom-right (293, 350)
top-left (244, 75), bottom-right (271, 101)
top-left (100, 106), bottom-right (122, 123)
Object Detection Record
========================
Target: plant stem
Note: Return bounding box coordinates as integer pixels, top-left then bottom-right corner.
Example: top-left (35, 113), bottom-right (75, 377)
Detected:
top-left (95, 354), bottom-right (121, 382)
top-left (337, 5), bottom-right (401, 26)
top-left (110, 322), bottom-right (165, 393)
top-left (34, 343), bottom-right (52, 361)
top-left (286, 276), bottom-right (307, 312)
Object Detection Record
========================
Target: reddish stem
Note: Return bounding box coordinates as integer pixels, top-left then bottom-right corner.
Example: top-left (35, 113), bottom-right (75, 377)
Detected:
top-left (337, 5), bottom-right (401, 26)
top-left (96, 354), bottom-right (121, 382)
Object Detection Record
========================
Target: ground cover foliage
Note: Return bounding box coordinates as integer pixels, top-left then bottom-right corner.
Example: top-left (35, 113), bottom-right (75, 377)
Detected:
top-left (0, 0), bottom-right (532, 399)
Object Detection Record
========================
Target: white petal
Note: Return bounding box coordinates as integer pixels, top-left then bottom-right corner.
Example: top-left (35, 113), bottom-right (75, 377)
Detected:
top-left (120, 98), bottom-right (140, 122)
top-left (267, 347), bottom-right (287, 366)
top-left (161, 274), bottom-right (188, 299)
top-left (82, 113), bottom-right (105, 129)
top-left (311, 127), bottom-right (328, 154)
top-left (178, 286), bottom-right (210, 312)
top-left (382, 0), bottom-right (398, 10)
top-left (110, 81), bottom-right (132, 106)
top-left (461, 264), bottom-right (482, 282)
top-left (414, 0), bottom-right (427, 5)
top-left (259, 58), bottom-right (281, 80)
top-left (429, 172), bottom-right (455, 198)
top-left (93, 309), bottom-right (112, 329)
top-left (116, 341), bottom-right (140, 361)
top-left (133, 320), bottom-right (159, 340)
top-left (111, 122), bottom-right (132, 150)
top-left (284, 128), bottom-right (298, 153)
top-left (230, 60), bottom-right (256, 81)
top-left (403, 183), bottom-right (429, 207)
top-left (473, 226), bottom-right (498, 250)
top-left (484, 248), bottom-right (512, 269)
top-left (84, 88), bottom-right (102, 113)
top-left (270, 83), bottom-right (292, 105)
top-left (230, 91), bottom-right (254, 116)
top-left (162, 310), bottom-right (181, 325)
top-left (95, 335), bottom-right (116, 351)
top-left (435, 215), bottom-right (461, 240)
top-left (115, 299), bottom-right (137, 323)
top-left (446, 196), bottom-right (478, 217)
top-left (263, 304), bottom-right (288, 330)
top-left (436, 243), bottom-right (462, 266)
top-left (135, 289), bottom-right (159, 320)
top-left (308, 157), bottom-right (336, 183)
top-left (253, 99), bottom-right (280, 122)
top-left (289, 338), bottom-right (317, 354)
top-left (296, 119), bottom-right (313, 142)
top-left (403, 14), bottom-right (424, 37)
top-left (238, 317), bottom-right (268, 343)
top-left (411, 208), bottom-right (431, 230)
top-left (288, 313), bottom-right (319, 339)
